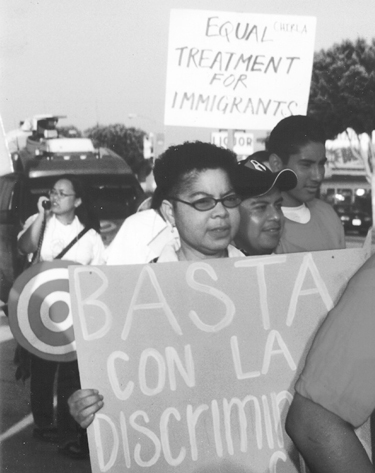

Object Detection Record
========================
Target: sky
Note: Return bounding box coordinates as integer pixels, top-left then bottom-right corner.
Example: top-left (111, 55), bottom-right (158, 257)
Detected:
top-left (1, 0), bottom-right (374, 148)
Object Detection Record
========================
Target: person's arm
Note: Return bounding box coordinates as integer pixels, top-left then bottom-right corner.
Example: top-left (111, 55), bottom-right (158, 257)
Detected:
top-left (286, 393), bottom-right (374, 473)
top-left (68, 389), bottom-right (104, 429)
top-left (18, 196), bottom-right (50, 254)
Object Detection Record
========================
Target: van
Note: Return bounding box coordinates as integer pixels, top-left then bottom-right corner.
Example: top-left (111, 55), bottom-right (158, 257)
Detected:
top-left (0, 132), bottom-right (145, 307)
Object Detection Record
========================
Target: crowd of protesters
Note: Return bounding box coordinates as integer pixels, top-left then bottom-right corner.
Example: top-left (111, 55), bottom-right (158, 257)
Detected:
top-left (15, 114), bottom-right (375, 471)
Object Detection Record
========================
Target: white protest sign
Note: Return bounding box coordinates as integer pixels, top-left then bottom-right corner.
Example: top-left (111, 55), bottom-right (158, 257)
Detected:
top-left (211, 131), bottom-right (254, 155)
top-left (69, 246), bottom-right (371, 473)
top-left (164, 10), bottom-right (316, 130)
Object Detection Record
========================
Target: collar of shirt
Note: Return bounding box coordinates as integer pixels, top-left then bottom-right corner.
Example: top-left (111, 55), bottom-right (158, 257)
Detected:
top-left (147, 218), bottom-right (180, 256)
top-left (281, 204), bottom-right (311, 224)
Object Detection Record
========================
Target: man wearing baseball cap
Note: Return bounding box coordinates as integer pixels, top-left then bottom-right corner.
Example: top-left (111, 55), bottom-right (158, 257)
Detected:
top-left (233, 158), bottom-right (297, 255)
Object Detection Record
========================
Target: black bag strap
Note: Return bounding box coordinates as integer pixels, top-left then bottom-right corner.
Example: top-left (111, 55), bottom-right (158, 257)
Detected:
top-left (55, 226), bottom-right (91, 260)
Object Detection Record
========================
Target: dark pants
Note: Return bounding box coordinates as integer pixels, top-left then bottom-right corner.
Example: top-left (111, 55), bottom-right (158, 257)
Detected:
top-left (30, 355), bottom-right (81, 445)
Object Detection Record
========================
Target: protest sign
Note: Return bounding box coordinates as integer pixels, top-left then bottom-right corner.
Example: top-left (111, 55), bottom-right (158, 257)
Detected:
top-left (164, 10), bottom-right (316, 130)
top-left (69, 247), bottom-right (371, 472)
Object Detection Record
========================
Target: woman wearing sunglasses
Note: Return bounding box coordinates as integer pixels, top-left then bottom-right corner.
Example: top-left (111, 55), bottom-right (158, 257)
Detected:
top-left (17, 174), bottom-right (105, 459)
top-left (68, 142), bottom-right (245, 433)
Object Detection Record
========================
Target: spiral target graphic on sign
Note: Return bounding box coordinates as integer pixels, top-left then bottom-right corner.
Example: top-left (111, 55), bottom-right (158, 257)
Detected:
top-left (8, 260), bottom-right (79, 362)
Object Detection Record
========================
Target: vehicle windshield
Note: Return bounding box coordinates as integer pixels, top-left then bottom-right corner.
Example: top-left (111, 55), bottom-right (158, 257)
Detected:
top-left (90, 184), bottom-right (138, 220)
top-left (23, 176), bottom-right (141, 224)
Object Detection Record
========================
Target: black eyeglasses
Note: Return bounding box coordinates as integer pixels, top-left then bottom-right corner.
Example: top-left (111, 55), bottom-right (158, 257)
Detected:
top-left (167, 194), bottom-right (242, 211)
top-left (48, 189), bottom-right (76, 199)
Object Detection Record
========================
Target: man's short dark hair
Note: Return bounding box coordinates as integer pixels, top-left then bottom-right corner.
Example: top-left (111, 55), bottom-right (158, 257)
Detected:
top-left (266, 115), bottom-right (326, 164)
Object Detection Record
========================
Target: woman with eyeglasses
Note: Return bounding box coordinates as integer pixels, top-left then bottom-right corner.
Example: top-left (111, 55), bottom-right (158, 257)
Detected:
top-left (17, 174), bottom-right (105, 459)
top-left (67, 142), bottom-right (245, 433)
top-left (18, 175), bottom-right (104, 263)
top-left (150, 141), bottom-right (244, 262)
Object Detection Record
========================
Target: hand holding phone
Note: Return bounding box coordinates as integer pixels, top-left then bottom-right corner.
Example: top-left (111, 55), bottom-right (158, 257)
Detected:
top-left (42, 200), bottom-right (51, 210)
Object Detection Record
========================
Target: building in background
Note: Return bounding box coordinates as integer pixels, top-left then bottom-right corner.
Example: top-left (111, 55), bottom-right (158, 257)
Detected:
top-left (321, 130), bottom-right (373, 207)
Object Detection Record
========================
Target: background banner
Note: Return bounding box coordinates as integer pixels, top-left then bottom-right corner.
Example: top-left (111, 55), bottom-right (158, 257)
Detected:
top-left (69, 247), bottom-right (370, 472)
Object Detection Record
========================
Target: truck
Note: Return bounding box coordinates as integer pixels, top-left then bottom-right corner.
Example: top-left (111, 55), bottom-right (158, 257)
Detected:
top-left (0, 115), bottom-right (145, 307)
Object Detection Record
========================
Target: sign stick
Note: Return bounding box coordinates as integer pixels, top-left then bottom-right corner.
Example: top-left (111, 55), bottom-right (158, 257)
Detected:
top-left (227, 129), bottom-right (234, 152)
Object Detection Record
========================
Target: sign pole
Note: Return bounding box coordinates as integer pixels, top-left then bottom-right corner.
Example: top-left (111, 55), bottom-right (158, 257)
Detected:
top-left (227, 129), bottom-right (234, 152)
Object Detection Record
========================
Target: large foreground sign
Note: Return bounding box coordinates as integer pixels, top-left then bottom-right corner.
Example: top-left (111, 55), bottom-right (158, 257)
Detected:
top-left (164, 10), bottom-right (316, 130)
top-left (69, 247), bottom-right (371, 472)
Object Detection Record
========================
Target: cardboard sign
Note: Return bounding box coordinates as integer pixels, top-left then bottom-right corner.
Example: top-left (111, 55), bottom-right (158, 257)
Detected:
top-left (69, 247), bottom-right (371, 472)
top-left (8, 260), bottom-right (78, 362)
top-left (164, 10), bottom-right (316, 130)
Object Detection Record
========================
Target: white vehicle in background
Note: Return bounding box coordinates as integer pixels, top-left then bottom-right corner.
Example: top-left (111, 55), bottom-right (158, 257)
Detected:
top-left (0, 115), bottom-right (145, 307)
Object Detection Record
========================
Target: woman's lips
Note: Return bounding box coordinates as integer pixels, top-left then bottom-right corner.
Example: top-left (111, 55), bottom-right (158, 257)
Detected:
top-left (210, 226), bottom-right (230, 235)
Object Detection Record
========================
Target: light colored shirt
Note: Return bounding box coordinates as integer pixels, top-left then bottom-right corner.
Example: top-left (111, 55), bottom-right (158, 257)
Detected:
top-left (105, 209), bottom-right (179, 265)
top-left (281, 204), bottom-right (311, 224)
top-left (19, 214), bottom-right (105, 265)
top-left (295, 254), bottom-right (375, 428)
top-left (157, 240), bottom-right (245, 262)
top-left (276, 199), bottom-right (346, 254)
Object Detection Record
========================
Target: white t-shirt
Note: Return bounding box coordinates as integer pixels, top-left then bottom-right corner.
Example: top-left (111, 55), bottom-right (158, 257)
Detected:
top-left (281, 204), bottom-right (311, 224)
top-left (105, 209), bottom-right (179, 265)
top-left (19, 214), bottom-right (105, 265)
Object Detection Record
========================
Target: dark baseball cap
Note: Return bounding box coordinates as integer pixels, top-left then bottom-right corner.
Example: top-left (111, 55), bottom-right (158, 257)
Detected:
top-left (234, 157), bottom-right (297, 197)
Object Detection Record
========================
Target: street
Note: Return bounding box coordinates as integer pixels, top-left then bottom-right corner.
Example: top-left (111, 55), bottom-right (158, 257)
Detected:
top-left (0, 233), bottom-right (368, 472)
top-left (0, 317), bottom-right (91, 473)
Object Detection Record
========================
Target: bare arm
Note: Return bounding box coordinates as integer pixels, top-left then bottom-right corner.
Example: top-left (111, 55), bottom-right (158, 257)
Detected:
top-left (286, 393), bottom-right (374, 473)
top-left (18, 197), bottom-right (50, 254)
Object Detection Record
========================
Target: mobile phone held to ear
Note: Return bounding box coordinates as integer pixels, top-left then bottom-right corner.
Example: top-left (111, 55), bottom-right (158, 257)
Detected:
top-left (42, 200), bottom-right (51, 210)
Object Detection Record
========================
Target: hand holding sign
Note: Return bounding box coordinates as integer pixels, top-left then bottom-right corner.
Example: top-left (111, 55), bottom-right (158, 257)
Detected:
top-left (68, 248), bottom-right (371, 473)
top-left (68, 389), bottom-right (104, 429)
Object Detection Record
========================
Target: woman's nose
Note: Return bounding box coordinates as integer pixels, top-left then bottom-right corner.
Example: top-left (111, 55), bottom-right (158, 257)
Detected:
top-left (212, 201), bottom-right (229, 216)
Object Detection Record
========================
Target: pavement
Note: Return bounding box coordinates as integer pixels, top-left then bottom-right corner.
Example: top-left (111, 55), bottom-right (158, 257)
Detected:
top-left (0, 232), bottom-right (368, 472)
top-left (0, 314), bottom-right (91, 473)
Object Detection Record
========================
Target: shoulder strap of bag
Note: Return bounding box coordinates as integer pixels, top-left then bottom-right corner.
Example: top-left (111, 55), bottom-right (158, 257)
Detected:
top-left (54, 226), bottom-right (91, 260)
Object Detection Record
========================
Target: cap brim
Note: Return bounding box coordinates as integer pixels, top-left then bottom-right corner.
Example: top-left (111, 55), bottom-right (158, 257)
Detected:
top-left (269, 169), bottom-right (298, 194)
top-left (234, 167), bottom-right (297, 197)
